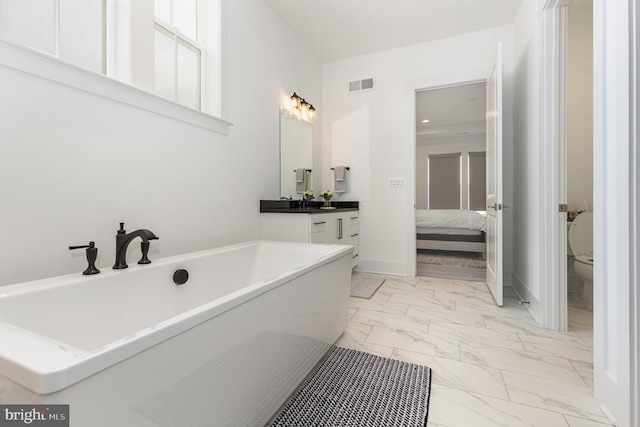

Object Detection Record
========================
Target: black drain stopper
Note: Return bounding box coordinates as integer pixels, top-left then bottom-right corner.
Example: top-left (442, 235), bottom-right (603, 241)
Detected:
top-left (173, 269), bottom-right (189, 285)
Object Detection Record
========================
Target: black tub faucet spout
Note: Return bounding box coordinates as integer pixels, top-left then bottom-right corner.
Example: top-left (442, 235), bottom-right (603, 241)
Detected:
top-left (113, 222), bottom-right (159, 269)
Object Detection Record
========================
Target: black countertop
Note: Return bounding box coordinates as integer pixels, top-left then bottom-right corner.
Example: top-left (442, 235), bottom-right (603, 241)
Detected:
top-left (260, 199), bottom-right (359, 213)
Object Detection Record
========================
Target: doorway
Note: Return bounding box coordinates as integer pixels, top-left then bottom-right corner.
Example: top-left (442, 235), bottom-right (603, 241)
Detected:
top-left (564, 0), bottom-right (593, 330)
top-left (414, 82), bottom-right (488, 282)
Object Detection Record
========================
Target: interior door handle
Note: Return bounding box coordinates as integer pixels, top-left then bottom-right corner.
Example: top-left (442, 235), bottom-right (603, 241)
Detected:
top-left (488, 204), bottom-right (497, 210)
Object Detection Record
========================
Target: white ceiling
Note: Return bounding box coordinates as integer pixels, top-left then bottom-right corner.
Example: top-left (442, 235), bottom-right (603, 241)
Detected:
top-left (416, 82), bottom-right (487, 144)
top-left (265, 1), bottom-right (518, 143)
top-left (265, 0), bottom-right (522, 63)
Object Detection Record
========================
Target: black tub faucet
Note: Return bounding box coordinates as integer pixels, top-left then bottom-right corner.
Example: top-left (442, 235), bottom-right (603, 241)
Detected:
top-left (113, 222), bottom-right (159, 269)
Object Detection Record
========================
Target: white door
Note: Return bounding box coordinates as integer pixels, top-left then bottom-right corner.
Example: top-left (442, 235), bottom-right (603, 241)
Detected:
top-left (486, 42), bottom-right (503, 306)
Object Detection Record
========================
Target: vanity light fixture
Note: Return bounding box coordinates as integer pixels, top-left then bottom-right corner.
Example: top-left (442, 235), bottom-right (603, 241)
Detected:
top-left (290, 92), bottom-right (302, 110)
top-left (288, 92), bottom-right (316, 122)
top-left (301, 99), bottom-right (310, 113)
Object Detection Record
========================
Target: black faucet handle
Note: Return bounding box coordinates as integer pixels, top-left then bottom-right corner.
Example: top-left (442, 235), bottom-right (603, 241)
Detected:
top-left (69, 241), bottom-right (100, 275)
top-left (69, 241), bottom-right (95, 250)
top-left (138, 241), bottom-right (152, 264)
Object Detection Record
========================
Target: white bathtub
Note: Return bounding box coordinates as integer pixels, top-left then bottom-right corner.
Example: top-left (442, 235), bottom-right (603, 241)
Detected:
top-left (0, 240), bottom-right (353, 426)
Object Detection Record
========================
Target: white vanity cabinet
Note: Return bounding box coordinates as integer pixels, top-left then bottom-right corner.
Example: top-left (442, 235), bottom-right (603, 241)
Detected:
top-left (260, 210), bottom-right (359, 267)
top-left (325, 211), bottom-right (359, 265)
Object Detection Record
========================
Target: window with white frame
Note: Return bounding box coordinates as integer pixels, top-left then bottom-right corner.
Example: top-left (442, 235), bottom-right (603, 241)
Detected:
top-left (0, 0), bottom-right (219, 115)
top-left (154, 0), bottom-right (202, 109)
top-left (0, 0), bottom-right (104, 73)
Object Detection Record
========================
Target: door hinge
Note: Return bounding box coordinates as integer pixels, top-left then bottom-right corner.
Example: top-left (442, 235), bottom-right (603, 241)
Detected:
top-left (558, 204), bottom-right (568, 213)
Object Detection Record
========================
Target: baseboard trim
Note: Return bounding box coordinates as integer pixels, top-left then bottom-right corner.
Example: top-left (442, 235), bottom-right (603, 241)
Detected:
top-left (511, 272), bottom-right (542, 324)
top-left (355, 260), bottom-right (409, 276)
top-left (598, 403), bottom-right (618, 426)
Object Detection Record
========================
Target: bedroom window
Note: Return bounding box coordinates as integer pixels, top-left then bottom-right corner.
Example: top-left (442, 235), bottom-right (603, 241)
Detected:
top-left (468, 152), bottom-right (487, 211)
top-left (428, 153), bottom-right (462, 209)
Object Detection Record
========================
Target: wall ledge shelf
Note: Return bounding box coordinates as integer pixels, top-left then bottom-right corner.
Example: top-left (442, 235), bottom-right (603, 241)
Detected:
top-left (0, 39), bottom-right (233, 135)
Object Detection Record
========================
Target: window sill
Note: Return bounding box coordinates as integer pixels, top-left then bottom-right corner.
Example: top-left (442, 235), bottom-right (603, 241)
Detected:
top-left (0, 39), bottom-right (232, 135)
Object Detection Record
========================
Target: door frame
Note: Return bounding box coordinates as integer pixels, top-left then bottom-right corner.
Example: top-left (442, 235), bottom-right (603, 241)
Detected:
top-left (540, 0), bottom-right (569, 332)
top-left (486, 42), bottom-right (504, 306)
top-left (632, 1), bottom-right (640, 423)
top-left (593, 0), bottom-right (634, 422)
top-left (406, 68), bottom-right (491, 278)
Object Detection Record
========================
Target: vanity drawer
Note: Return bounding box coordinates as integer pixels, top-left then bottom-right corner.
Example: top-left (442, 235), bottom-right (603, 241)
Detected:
top-left (349, 215), bottom-right (359, 236)
top-left (309, 215), bottom-right (327, 234)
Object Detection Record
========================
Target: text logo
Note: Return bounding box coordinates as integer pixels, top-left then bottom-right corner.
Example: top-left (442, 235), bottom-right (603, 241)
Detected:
top-left (0, 405), bottom-right (69, 427)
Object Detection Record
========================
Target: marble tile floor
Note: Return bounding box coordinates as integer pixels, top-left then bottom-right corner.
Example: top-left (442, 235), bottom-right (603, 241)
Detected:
top-left (336, 273), bottom-right (608, 427)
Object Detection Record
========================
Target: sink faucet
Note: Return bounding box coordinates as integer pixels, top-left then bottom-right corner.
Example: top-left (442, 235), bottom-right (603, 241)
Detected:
top-left (113, 222), bottom-right (159, 269)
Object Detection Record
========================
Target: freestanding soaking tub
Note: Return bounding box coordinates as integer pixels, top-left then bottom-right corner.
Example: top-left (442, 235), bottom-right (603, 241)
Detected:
top-left (0, 240), bottom-right (354, 426)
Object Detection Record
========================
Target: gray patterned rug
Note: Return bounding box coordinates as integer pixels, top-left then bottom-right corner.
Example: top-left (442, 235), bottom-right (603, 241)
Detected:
top-left (350, 276), bottom-right (385, 298)
top-left (417, 250), bottom-right (486, 269)
top-left (269, 347), bottom-right (432, 427)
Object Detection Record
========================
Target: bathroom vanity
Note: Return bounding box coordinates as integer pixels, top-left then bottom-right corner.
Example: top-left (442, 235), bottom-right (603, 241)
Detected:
top-left (260, 200), bottom-right (359, 267)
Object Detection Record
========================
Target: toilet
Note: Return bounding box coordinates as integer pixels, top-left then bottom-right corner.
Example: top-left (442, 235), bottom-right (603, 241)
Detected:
top-left (568, 211), bottom-right (593, 310)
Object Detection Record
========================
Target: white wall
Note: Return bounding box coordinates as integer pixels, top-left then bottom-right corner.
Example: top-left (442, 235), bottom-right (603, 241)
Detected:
top-left (566, 0), bottom-right (593, 212)
top-left (511, 0), bottom-right (544, 318)
top-left (322, 26), bottom-right (514, 275)
top-left (0, 0), bottom-right (322, 286)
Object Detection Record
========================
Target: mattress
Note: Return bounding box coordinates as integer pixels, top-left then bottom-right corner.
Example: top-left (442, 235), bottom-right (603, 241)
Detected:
top-left (416, 226), bottom-right (482, 236)
top-left (416, 209), bottom-right (486, 232)
top-left (417, 232), bottom-right (485, 243)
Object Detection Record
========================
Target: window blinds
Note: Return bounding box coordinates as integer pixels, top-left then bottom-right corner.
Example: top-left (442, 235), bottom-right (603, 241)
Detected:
top-left (468, 152), bottom-right (487, 211)
top-left (428, 153), bottom-right (461, 209)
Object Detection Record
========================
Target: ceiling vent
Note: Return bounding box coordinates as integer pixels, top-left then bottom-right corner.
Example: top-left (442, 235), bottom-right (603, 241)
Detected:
top-left (348, 78), bottom-right (375, 93)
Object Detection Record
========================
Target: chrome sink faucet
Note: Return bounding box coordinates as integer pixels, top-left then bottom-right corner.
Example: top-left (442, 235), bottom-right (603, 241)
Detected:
top-left (113, 222), bottom-right (159, 269)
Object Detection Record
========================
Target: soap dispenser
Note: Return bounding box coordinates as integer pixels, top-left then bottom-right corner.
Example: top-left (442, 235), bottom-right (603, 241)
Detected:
top-left (68, 241), bottom-right (101, 275)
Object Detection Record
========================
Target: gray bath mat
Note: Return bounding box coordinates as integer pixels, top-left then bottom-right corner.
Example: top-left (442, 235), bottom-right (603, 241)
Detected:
top-left (350, 276), bottom-right (385, 298)
top-left (269, 346), bottom-right (432, 427)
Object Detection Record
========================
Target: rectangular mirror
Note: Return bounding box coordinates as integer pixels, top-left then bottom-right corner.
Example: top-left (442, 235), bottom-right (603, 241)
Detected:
top-left (280, 109), bottom-right (313, 198)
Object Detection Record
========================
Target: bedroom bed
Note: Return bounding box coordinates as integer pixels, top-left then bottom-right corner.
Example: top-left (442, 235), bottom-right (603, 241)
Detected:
top-left (416, 209), bottom-right (487, 256)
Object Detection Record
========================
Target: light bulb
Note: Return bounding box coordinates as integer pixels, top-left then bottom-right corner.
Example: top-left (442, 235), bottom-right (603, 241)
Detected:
top-left (290, 93), bottom-right (301, 110)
